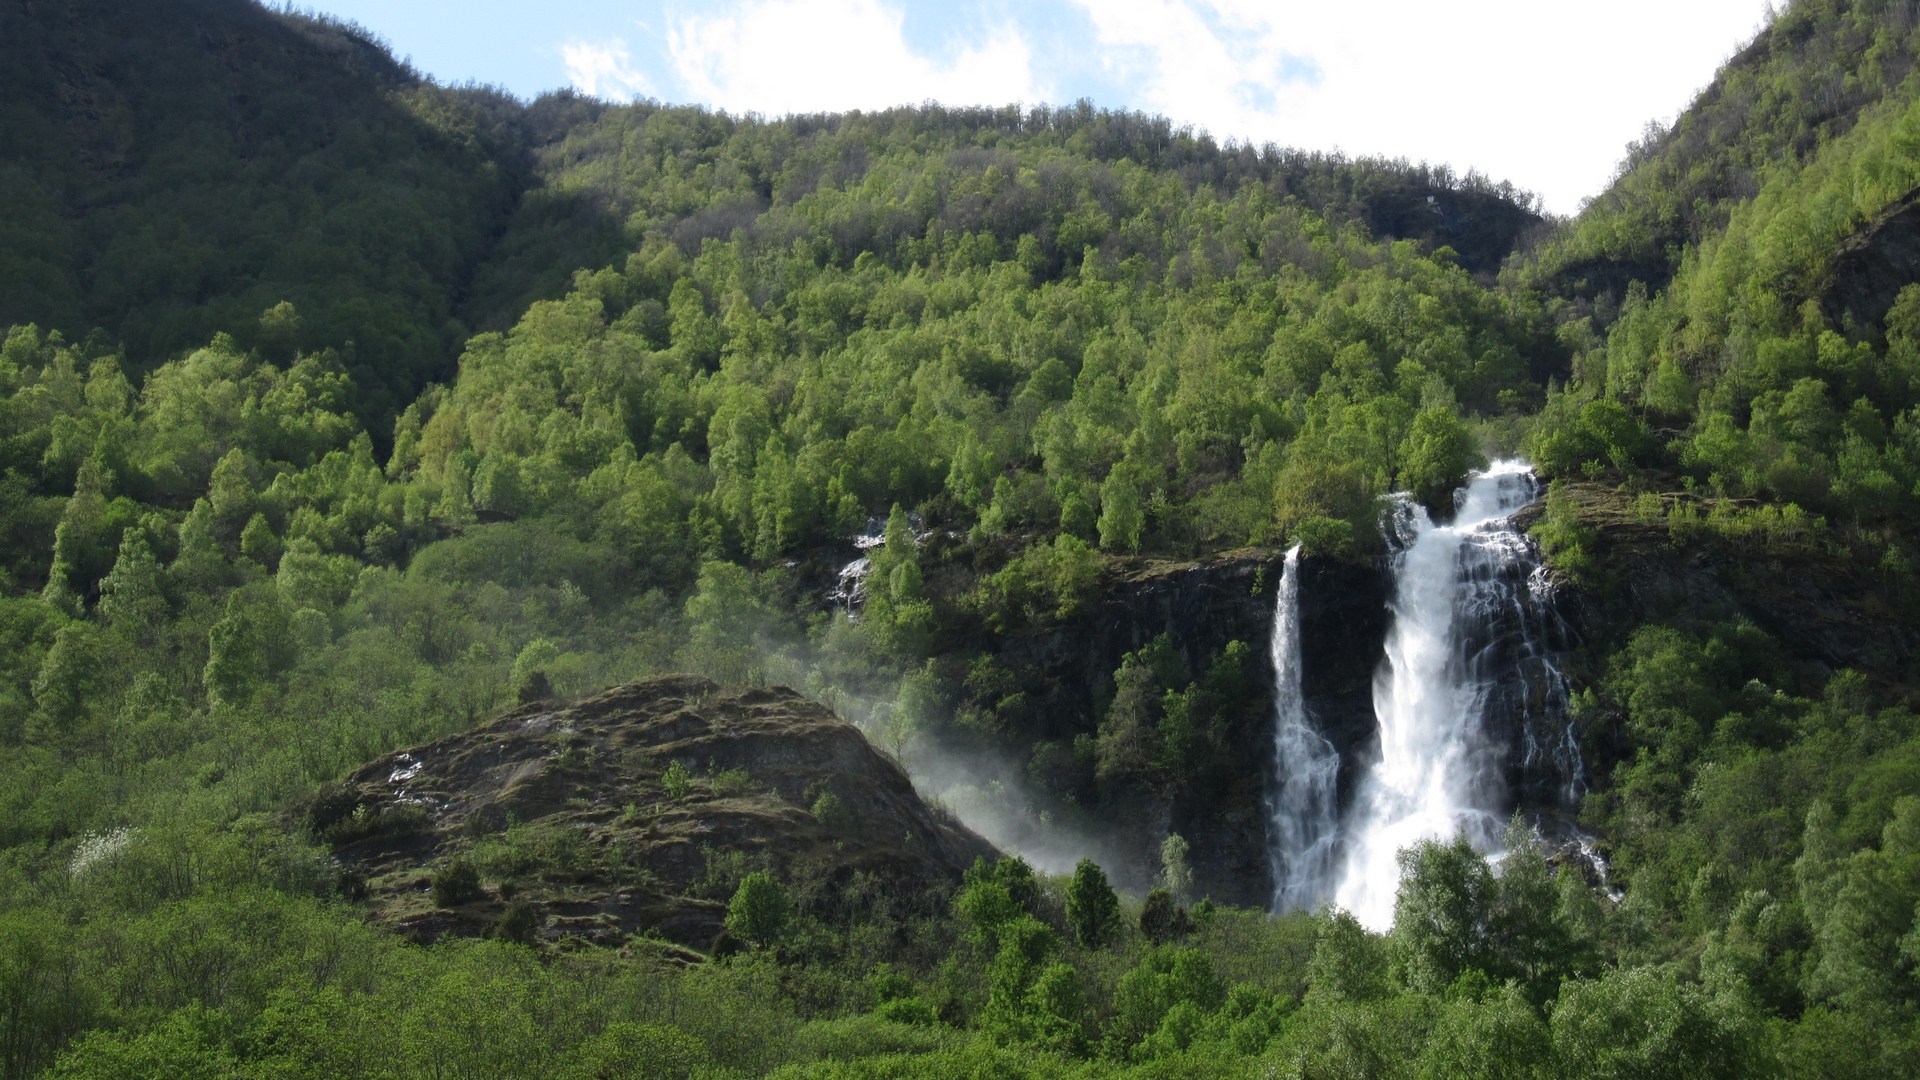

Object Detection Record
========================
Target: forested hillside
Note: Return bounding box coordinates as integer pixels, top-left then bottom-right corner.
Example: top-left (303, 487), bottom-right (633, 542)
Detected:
top-left (1521, 0), bottom-right (1920, 304)
top-left (0, 0), bottom-right (547, 423)
top-left (3, 0), bottom-right (1920, 1077)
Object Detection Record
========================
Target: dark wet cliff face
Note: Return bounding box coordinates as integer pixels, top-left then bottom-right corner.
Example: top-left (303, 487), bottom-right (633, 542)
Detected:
top-left (994, 550), bottom-right (1283, 738)
top-left (938, 481), bottom-right (1914, 911)
top-left (1516, 485), bottom-right (1920, 687)
top-left (1293, 556), bottom-right (1394, 802)
top-left (981, 548), bottom-right (1392, 908)
top-left (1824, 187), bottom-right (1920, 340)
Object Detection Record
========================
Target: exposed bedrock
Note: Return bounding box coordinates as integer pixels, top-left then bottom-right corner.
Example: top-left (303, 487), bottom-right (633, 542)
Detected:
top-left (979, 548), bottom-right (1392, 908)
top-left (311, 677), bottom-right (997, 951)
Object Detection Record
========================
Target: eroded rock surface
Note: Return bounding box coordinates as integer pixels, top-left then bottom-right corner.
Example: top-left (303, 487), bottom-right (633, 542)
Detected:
top-left (311, 676), bottom-right (997, 952)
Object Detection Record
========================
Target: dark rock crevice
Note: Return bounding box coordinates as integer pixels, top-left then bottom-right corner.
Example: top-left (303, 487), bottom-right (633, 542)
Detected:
top-left (1824, 185), bottom-right (1920, 340)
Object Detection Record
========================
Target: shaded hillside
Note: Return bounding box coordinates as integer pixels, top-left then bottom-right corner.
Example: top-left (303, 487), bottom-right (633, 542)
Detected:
top-left (1824, 184), bottom-right (1920, 336)
top-left (0, 0), bottom-right (541, 420)
top-left (315, 676), bottom-right (996, 950)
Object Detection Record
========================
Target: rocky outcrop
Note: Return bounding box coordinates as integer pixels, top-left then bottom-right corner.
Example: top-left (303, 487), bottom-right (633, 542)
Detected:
top-left (1293, 556), bottom-right (1394, 798)
top-left (312, 676), bottom-right (997, 951)
top-left (1824, 186), bottom-right (1920, 338)
top-left (1520, 483), bottom-right (1920, 687)
top-left (978, 547), bottom-right (1392, 907)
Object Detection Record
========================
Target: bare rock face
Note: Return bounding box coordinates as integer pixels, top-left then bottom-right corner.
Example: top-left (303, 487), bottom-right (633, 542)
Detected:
top-left (982, 547), bottom-right (1390, 908)
top-left (1824, 186), bottom-right (1920, 339)
top-left (1291, 556), bottom-right (1394, 801)
top-left (309, 676), bottom-right (997, 952)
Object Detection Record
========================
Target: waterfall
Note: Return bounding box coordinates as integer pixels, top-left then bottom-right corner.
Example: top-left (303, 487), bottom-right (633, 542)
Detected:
top-left (1267, 545), bottom-right (1341, 911)
top-left (1331, 461), bottom-right (1577, 931)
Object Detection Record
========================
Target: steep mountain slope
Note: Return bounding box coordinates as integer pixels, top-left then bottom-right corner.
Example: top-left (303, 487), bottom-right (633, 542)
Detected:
top-left (0, 0), bottom-right (544, 420)
top-left (1522, 0), bottom-right (1920, 310)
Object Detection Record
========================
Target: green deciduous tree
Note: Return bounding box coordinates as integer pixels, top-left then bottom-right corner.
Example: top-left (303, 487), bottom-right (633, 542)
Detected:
top-left (96, 531), bottom-right (165, 636)
top-left (1802, 796), bottom-right (1920, 1011)
top-left (1098, 471), bottom-right (1144, 552)
top-left (1418, 983), bottom-right (1551, 1080)
top-left (1487, 818), bottom-right (1578, 1003)
top-left (726, 871), bottom-right (791, 946)
top-left (1273, 457), bottom-right (1376, 559)
top-left (1398, 406), bottom-right (1485, 510)
top-left (1159, 833), bottom-right (1194, 905)
top-left (432, 859), bottom-right (483, 908)
top-left (1306, 910), bottom-right (1389, 1004)
top-left (44, 1005), bottom-right (237, 1080)
top-left (1108, 946), bottom-right (1225, 1051)
top-left (680, 560), bottom-right (769, 685)
top-left (981, 915), bottom-right (1083, 1052)
top-left (1391, 834), bottom-right (1496, 995)
top-left (1065, 859), bottom-right (1120, 950)
top-left (203, 609), bottom-right (263, 710)
top-left (1549, 967), bottom-right (1760, 1080)
top-left (38, 522), bottom-right (82, 618)
top-left (1096, 654), bottom-right (1162, 786)
top-left (30, 623), bottom-right (100, 740)
top-left (238, 513), bottom-right (282, 567)
top-left (0, 910), bottom-right (93, 1080)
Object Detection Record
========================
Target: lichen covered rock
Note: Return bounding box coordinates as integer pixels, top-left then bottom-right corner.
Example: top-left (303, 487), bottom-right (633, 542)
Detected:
top-left (311, 676), bottom-right (997, 952)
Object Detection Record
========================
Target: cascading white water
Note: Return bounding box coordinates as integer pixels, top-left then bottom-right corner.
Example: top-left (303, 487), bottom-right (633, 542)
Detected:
top-left (1332, 460), bottom-right (1562, 930)
top-left (1267, 545), bottom-right (1341, 911)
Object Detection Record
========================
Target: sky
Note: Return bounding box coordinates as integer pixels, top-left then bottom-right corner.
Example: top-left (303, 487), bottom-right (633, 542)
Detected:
top-left (302, 0), bottom-right (1779, 216)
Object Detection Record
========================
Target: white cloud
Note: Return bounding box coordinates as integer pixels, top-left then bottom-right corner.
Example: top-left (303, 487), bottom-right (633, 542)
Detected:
top-left (563, 39), bottom-right (653, 101)
top-left (1070, 0), bottom-right (1318, 135)
top-left (665, 0), bottom-right (1040, 115)
top-left (553, 0), bottom-right (1772, 212)
top-left (1070, 0), bottom-right (1774, 214)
